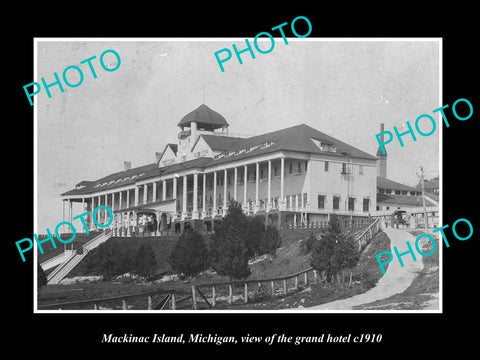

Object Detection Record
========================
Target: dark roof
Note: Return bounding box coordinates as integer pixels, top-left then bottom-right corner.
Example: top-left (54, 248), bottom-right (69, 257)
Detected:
top-left (377, 177), bottom-right (418, 192)
top-left (177, 104), bottom-right (229, 129)
top-left (61, 162), bottom-right (161, 196)
top-left (200, 135), bottom-right (244, 151)
top-left (377, 193), bottom-right (436, 206)
top-left (214, 124), bottom-right (376, 161)
top-left (62, 123), bottom-right (377, 197)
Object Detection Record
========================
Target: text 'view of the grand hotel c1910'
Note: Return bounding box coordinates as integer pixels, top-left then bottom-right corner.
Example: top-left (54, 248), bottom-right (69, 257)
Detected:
top-left (61, 104), bottom-right (438, 236)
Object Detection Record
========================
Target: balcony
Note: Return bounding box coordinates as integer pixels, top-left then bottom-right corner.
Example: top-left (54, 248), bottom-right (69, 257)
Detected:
top-left (178, 130), bottom-right (191, 140)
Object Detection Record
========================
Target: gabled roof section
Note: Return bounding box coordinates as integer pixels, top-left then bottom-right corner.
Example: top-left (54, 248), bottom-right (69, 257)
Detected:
top-left (377, 176), bottom-right (418, 192)
top-left (61, 162), bottom-right (161, 196)
top-left (177, 104), bottom-right (229, 129)
top-left (377, 193), bottom-right (436, 207)
top-left (210, 124), bottom-right (377, 163)
top-left (201, 134), bottom-right (244, 151)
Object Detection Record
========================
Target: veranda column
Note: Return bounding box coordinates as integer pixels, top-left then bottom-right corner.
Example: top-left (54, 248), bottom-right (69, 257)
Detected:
top-left (134, 186), bottom-right (139, 207)
top-left (97, 196), bottom-right (101, 224)
top-left (81, 197), bottom-right (85, 232)
top-left (254, 162), bottom-right (259, 213)
top-left (153, 182), bottom-right (157, 202)
top-left (280, 156), bottom-right (285, 209)
top-left (182, 175), bottom-right (188, 219)
top-left (202, 173), bottom-right (206, 217)
top-left (213, 171), bottom-right (217, 216)
top-left (223, 168), bottom-right (227, 212)
top-left (119, 191), bottom-right (123, 211)
top-left (173, 177), bottom-right (177, 215)
top-left (143, 184), bottom-right (148, 205)
top-left (267, 160), bottom-right (272, 212)
top-left (162, 180), bottom-right (166, 201)
top-left (104, 194), bottom-right (108, 224)
top-left (243, 165), bottom-right (248, 212)
top-left (126, 189), bottom-right (130, 209)
top-left (233, 167), bottom-right (238, 201)
top-left (193, 173), bottom-right (198, 219)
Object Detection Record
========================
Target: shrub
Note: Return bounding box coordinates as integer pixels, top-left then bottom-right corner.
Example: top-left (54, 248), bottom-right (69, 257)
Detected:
top-left (169, 229), bottom-right (210, 279)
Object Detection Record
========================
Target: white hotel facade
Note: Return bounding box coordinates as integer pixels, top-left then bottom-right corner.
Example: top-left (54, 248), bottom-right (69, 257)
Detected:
top-left (61, 104), bottom-right (378, 234)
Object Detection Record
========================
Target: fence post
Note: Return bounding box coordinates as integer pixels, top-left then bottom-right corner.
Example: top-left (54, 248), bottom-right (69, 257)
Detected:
top-left (122, 300), bottom-right (127, 310)
top-left (283, 279), bottom-right (287, 296)
top-left (192, 286), bottom-right (197, 310)
top-left (212, 286), bottom-right (216, 308)
top-left (147, 296), bottom-right (152, 310)
top-left (271, 281), bottom-right (275, 299)
top-left (171, 294), bottom-right (176, 310)
top-left (228, 284), bottom-right (233, 305)
top-left (244, 283), bottom-right (248, 304)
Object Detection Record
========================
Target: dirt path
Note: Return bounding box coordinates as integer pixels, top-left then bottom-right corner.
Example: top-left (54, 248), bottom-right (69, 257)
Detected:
top-left (306, 227), bottom-right (423, 310)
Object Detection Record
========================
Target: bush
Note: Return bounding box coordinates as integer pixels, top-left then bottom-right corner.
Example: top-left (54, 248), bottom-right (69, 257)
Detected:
top-left (134, 244), bottom-right (158, 280)
top-left (260, 225), bottom-right (282, 256)
top-left (301, 232), bottom-right (319, 254)
top-left (311, 214), bottom-right (360, 284)
top-left (169, 229), bottom-right (210, 279)
top-left (210, 200), bottom-right (251, 280)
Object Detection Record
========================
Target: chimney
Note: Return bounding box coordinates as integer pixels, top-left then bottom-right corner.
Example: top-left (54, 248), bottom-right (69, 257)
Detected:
top-left (376, 123), bottom-right (387, 178)
top-left (124, 161), bottom-right (131, 171)
top-left (155, 152), bottom-right (162, 163)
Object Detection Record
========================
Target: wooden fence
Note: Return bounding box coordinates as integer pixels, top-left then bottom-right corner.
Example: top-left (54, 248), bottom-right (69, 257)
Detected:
top-left (38, 217), bottom-right (382, 311)
top-left (190, 267), bottom-right (319, 309)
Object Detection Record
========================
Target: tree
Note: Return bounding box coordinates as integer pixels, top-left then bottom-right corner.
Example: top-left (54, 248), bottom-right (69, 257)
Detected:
top-left (134, 244), bottom-right (158, 280)
top-left (169, 229), bottom-right (210, 279)
top-left (311, 214), bottom-right (360, 284)
top-left (259, 225), bottom-right (282, 256)
top-left (37, 263), bottom-right (47, 289)
top-left (210, 200), bottom-right (251, 280)
top-left (245, 216), bottom-right (265, 258)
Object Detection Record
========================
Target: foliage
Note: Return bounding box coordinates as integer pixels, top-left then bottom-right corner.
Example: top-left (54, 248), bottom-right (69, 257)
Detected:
top-left (245, 216), bottom-right (265, 258)
top-left (301, 232), bottom-right (319, 255)
top-left (168, 229), bottom-right (210, 278)
top-left (311, 214), bottom-right (360, 284)
top-left (134, 244), bottom-right (158, 280)
top-left (260, 225), bottom-right (282, 256)
top-left (210, 200), bottom-right (251, 280)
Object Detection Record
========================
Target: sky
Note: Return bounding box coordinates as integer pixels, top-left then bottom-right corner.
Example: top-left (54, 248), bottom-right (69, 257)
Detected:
top-left (35, 38), bottom-right (440, 232)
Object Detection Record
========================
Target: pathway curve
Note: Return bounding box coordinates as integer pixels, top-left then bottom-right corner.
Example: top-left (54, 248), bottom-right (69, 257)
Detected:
top-left (307, 227), bottom-right (423, 310)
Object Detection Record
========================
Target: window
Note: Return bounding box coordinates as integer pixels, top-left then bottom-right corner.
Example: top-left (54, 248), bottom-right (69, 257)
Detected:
top-left (317, 195), bottom-right (325, 209)
top-left (303, 193), bottom-right (308, 207)
top-left (227, 175), bottom-right (231, 185)
top-left (305, 160), bottom-right (308, 172)
top-left (342, 163), bottom-right (348, 174)
top-left (260, 169), bottom-right (264, 179)
top-left (274, 166), bottom-right (278, 176)
top-left (363, 198), bottom-right (370, 212)
top-left (325, 161), bottom-right (329, 172)
top-left (359, 165), bottom-right (364, 175)
top-left (286, 196), bottom-right (290, 208)
top-left (297, 194), bottom-right (302, 207)
top-left (297, 162), bottom-right (301, 173)
top-left (395, 190), bottom-right (401, 195)
top-left (333, 196), bottom-right (340, 210)
top-left (348, 197), bottom-right (355, 211)
top-left (289, 163), bottom-right (293, 174)
top-left (386, 189), bottom-right (392, 194)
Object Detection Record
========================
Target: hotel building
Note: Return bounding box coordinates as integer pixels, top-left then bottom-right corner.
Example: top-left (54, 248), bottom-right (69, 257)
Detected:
top-left (61, 104), bottom-right (378, 234)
